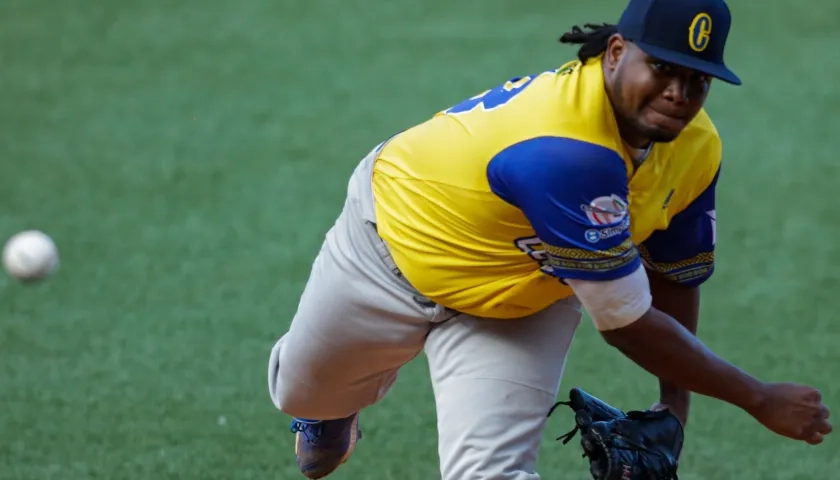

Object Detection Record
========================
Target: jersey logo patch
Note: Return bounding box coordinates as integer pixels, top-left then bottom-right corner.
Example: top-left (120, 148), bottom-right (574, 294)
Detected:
top-left (584, 217), bottom-right (630, 244)
top-left (581, 195), bottom-right (628, 226)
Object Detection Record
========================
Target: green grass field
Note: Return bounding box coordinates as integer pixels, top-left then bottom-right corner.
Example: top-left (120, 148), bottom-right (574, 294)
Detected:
top-left (1, 0), bottom-right (839, 478)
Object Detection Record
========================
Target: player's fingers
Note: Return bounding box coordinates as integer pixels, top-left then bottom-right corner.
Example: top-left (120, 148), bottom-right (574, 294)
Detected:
top-left (817, 420), bottom-right (832, 435)
top-left (805, 388), bottom-right (822, 403)
top-left (806, 433), bottom-right (824, 445)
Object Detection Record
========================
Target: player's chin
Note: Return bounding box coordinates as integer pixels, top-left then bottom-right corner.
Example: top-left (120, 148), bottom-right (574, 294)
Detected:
top-left (638, 116), bottom-right (685, 143)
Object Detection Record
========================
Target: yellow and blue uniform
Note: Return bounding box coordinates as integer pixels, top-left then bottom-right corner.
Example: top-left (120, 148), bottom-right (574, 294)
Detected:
top-left (371, 56), bottom-right (720, 319)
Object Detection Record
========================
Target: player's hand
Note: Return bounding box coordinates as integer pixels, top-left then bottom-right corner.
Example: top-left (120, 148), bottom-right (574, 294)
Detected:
top-left (746, 382), bottom-right (832, 444)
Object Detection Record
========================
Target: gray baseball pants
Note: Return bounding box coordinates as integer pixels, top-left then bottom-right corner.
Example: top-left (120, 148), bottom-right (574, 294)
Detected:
top-left (268, 148), bottom-right (584, 479)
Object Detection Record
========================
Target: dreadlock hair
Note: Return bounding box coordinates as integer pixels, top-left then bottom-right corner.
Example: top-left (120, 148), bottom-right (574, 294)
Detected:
top-left (558, 23), bottom-right (619, 63)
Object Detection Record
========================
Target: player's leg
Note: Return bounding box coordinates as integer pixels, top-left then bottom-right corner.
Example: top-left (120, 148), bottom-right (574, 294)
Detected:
top-left (267, 149), bottom-right (450, 478)
top-left (425, 298), bottom-right (583, 480)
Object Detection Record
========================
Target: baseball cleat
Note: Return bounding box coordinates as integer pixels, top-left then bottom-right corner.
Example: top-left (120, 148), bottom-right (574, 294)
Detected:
top-left (290, 413), bottom-right (362, 479)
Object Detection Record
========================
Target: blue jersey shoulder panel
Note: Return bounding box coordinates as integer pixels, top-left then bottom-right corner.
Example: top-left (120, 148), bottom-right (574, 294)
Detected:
top-left (487, 136), bottom-right (640, 281)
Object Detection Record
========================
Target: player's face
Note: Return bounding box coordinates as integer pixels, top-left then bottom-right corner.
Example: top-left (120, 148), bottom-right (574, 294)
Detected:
top-left (604, 36), bottom-right (712, 146)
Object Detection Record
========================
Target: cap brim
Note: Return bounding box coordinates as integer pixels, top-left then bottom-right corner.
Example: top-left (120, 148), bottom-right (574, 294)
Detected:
top-left (633, 41), bottom-right (742, 86)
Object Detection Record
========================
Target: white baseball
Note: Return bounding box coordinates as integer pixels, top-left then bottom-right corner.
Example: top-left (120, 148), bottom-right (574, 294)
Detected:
top-left (2, 230), bottom-right (59, 282)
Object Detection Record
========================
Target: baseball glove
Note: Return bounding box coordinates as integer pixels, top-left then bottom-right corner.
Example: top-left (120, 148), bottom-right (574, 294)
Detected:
top-left (547, 388), bottom-right (684, 480)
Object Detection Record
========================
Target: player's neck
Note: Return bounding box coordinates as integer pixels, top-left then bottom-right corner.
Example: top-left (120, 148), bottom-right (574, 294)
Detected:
top-left (624, 140), bottom-right (653, 167)
top-left (615, 121), bottom-right (653, 167)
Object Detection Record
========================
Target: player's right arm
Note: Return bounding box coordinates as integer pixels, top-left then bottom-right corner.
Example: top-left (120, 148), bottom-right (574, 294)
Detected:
top-left (488, 137), bottom-right (770, 413)
top-left (490, 137), bottom-right (832, 443)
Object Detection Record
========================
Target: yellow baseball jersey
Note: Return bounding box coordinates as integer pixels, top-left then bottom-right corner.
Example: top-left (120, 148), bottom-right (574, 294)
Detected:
top-left (371, 56), bottom-right (721, 319)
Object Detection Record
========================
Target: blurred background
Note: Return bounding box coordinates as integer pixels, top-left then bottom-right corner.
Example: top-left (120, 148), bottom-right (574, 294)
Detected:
top-left (1, 0), bottom-right (838, 478)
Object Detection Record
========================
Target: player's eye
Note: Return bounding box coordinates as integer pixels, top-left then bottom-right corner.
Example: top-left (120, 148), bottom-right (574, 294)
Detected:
top-left (650, 60), bottom-right (672, 74)
top-left (690, 74), bottom-right (712, 94)
top-left (696, 74), bottom-right (712, 86)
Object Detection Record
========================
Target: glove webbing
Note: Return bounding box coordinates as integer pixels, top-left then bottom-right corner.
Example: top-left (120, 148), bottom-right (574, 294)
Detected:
top-left (548, 400), bottom-right (581, 445)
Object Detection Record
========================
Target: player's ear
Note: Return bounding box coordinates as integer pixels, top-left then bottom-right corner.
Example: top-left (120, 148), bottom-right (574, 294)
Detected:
top-left (604, 34), bottom-right (625, 71)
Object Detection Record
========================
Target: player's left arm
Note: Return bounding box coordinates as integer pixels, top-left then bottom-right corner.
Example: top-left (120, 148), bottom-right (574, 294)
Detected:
top-left (641, 167), bottom-right (720, 426)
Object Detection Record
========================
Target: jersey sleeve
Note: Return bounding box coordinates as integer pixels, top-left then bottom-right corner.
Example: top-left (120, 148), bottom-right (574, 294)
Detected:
top-left (487, 136), bottom-right (640, 282)
top-left (638, 167), bottom-right (719, 287)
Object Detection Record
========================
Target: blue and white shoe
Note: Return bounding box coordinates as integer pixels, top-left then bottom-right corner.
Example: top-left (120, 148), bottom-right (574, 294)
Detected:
top-left (290, 413), bottom-right (362, 479)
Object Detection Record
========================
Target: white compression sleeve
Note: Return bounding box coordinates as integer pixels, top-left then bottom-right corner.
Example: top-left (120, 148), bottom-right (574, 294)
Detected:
top-left (565, 264), bottom-right (652, 331)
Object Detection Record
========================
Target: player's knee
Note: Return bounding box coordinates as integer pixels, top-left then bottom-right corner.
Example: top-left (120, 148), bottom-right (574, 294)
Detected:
top-left (268, 340), bottom-right (304, 416)
top-left (268, 350), bottom-right (351, 420)
top-left (270, 382), bottom-right (309, 418)
top-left (268, 350), bottom-right (308, 417)
top-left (269, 365), bottom-right (316, 418)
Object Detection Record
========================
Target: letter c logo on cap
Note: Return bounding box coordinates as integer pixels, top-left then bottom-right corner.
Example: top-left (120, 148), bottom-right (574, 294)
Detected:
top-left (689, 13), bottom-right (712, 52)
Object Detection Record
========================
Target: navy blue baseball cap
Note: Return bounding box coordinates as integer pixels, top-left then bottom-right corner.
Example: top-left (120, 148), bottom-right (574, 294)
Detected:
top-left (617, 0), bottom-right (741, 85)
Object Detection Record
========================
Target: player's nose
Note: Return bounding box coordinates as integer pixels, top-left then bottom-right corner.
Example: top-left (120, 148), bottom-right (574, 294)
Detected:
top-left (661, 78), bottom-right (689, 105)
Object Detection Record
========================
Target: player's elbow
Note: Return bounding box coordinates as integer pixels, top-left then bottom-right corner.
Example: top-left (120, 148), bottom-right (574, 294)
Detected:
top-left (598, 309), bottom-right (652, 349)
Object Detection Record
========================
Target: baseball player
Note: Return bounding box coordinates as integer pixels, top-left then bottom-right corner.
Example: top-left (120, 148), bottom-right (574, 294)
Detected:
top-left (267, 0), bottom-right (833, 478)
